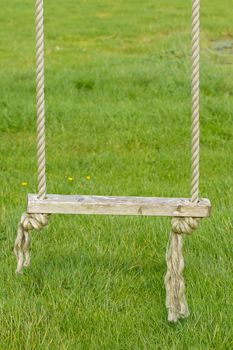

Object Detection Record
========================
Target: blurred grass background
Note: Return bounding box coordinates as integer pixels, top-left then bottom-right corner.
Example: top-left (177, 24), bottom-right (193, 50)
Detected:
top-left (0, 0), bottom-right (232, 348)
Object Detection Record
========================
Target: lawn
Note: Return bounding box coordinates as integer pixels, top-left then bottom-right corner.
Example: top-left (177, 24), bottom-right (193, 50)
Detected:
top-left (0, 0), bottom-right (233, 349)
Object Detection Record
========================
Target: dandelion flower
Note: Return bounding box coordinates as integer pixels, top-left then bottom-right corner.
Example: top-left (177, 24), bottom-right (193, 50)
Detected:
top-left (21, 182), bottom-right (28, 187)
top-left (68, 176), bottom-right (74, 182)
top-left (86, 176), bottom-right (91, 180)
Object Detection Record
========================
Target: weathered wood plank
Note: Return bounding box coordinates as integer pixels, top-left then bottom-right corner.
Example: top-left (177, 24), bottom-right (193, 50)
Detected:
top-left (27, 194), bottom-right (211, 217)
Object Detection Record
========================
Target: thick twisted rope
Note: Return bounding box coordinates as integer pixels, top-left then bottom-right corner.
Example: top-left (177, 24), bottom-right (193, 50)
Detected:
top-left (164, 215), bottom-right (200, 322)
top-left (14, 0), bottom-right (48, 273)
top-left (165, 232), bottom-right (189, 322)
top-left (191, 0), bottom-right (200, 203)
top-left (14, 213), bottom-right (49, 273)
top-left (35, 0), bottom-right (46, 199)
top-left (165, 0), bottom-right (201, 322)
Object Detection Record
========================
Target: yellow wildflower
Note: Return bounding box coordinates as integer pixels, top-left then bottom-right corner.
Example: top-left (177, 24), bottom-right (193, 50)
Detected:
top-left (68, 177), bottom-right (74, 182)
top-left (21, 182), bottom-right (28, 187)
top-left (86, 176), bottom-right (91, 180)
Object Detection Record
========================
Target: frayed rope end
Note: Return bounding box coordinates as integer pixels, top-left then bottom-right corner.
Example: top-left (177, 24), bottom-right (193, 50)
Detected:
top-left (14, 213), bottom-right (49, 274)
top-left (165, 216), bottom-right (200, 322)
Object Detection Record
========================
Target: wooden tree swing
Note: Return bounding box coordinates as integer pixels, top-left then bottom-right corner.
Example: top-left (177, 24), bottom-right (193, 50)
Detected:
top-left (14, 0), bottom-right (211, 322)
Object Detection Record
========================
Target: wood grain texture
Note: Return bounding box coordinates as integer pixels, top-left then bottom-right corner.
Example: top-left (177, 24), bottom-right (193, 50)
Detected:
top-left (27, 194), bottom-right (211, 217)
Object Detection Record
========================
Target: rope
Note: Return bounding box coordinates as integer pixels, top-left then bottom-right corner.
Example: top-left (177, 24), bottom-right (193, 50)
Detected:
top-left (35, 0), bottom-right (199, 203)
top-left (14, 0), bottom-right (49, 273)
top-left (35, 0), bottom-right (47, 199)
top-left (171, 216), bottom-right (200, 235)
top-left (14, 213), bottom-right (49, 273)
top-left (164, 232), bottom-right (189, 322)
top-left (165, 0), bottom-right (201, 322)
top-left (164, 216), bottom-right (200, 322)
top-left (191, 0), bottom-right (200, 203)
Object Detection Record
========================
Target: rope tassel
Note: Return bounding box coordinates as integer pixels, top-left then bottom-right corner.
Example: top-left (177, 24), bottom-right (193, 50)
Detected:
top-left (165, 231), bottom-right (189, 322)
top-left (14, 213), bottom-right (49, 273)
top-left (164, 216), bottom-right (200, 322)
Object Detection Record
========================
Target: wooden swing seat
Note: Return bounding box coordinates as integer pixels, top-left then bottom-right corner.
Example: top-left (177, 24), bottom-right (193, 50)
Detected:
top-left (27, 194), bottom-right (211, 217)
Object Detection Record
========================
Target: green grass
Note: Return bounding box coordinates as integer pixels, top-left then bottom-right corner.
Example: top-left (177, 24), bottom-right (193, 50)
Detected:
top-left (0, 0), bottom-right (233, 348)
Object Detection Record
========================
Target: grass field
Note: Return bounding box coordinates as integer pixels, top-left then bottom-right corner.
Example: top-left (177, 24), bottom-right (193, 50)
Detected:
top-left (0, 0), bottom-right (233, 349)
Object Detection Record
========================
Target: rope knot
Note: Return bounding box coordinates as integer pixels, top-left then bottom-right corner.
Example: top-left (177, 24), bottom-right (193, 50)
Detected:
top-left (20, 213), bottom-right (49, 231)
top-left (165, 215), bottom-right (201, 322)
top-left (14, 213), bottom-right (49, 273)
top-left (171, 215), bottom-right (200, 235)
